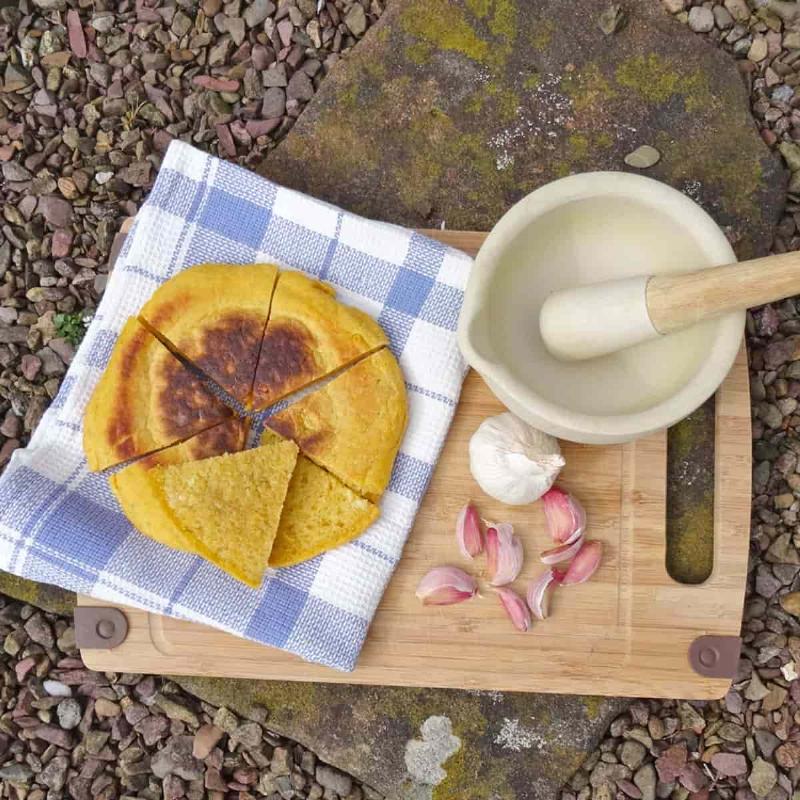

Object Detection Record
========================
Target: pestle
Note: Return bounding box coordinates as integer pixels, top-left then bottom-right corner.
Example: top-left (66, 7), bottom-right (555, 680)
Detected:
top-left (539, 250), bottom-right (800, 362)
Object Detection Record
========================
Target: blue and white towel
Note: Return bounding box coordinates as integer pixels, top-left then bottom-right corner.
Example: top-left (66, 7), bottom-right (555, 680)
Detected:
top-left (0, 142), bottom-right (472, 671)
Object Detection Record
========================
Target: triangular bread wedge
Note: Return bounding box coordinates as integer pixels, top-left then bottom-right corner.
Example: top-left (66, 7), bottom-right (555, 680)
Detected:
top-left (251, 270), bottom-right (387, 410)
top-left (153, 437), bottom-right (299, 587)
top-left (266, 349), bottom-right (407, 502)
top-left (138, 263), bottom-right (278, 405)
top-left (109, 419), bottom-right (248, 552)
top-left (261, 432), bottom-right (380, 567)
top-left (84, 317), bottom-right (233, 472)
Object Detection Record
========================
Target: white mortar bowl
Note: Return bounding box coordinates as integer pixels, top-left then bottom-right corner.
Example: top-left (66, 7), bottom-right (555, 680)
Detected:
top-left (457, 172), bottom-right (744, 445)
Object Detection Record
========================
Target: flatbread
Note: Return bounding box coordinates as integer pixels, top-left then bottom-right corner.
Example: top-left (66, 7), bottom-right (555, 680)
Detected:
top-left (269, 452), bottom-right (380, 568)
top-left (83, 317), bottom-right (233, 472)
top-left (139, 263), bottom-right (278, 405)
top-left (265, 349), bottom-right (407, 502)
top-left (153, 437), bottom-right (299, 587)
top-left (109, 419), bottom-right (248, 552)
top-left (251, 270), bottom-right (387, 410)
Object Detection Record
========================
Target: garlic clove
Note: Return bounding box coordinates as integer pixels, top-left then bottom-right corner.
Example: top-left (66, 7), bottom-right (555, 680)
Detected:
top-left (456, 503), bottom-right (483, 559)
top-left (496, 586), bottom-right (531, 632)
top-left (416, 566), bottom-right (478, 605)
top-left (527, 569), bottom-right (557, 620)
top-left (558, 540), bottom-right (603, 585)
top-left (469, 413), bottom-right (565, 505)
top-left (541, 486), bottom-right (586, 544)
top-left (540, 533), bottom-right (585, 565)
top-left (485, 522), bottom-right (524, 586)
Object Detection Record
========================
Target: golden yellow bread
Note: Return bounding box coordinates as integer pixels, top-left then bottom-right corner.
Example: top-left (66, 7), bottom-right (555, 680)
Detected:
top-left (83, 317), bottom-right (233, 472)
top-left (109, 419), bottom-right (248, 552)
top-left (269, 449), bottom-right (380, 568)
top-left (153, 437), bottom-right (299, 587)
top-left (251, 270), bottom-right (388, 410)
top-left (138, 263), bottom-right (278, 405)
top-left (265, 349), bottom-right (407, 502)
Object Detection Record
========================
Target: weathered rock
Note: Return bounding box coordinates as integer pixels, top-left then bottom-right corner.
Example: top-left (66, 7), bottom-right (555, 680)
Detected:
top-left (57, 698), bottom-right (82, 730)
top-left (712, 752), bottom-right (748, 777)
top-left (177, 677), bottom-right (626, 800)
top-left (264, 0), bottom-right (783, 259)
top-left (151, 736), bottom-right (203, 780)
top-left (193, 724), bottom-right (224, 759)
top-left (749, 758), bottom-right (777, 798)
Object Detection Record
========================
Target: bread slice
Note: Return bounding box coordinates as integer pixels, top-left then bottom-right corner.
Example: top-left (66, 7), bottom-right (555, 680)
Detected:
top-left (109, 419), bottom-right (248, 553)
top-left (251, 270), bottom-right (387, 410)
top-left (265, 348), bottom-right (406, 502)
top-left (153, 437), bottom-right (299, 587)
top-left (83, 317), bottom-right (233, 472)
top-left (138, 263), bottom-right (278, 405)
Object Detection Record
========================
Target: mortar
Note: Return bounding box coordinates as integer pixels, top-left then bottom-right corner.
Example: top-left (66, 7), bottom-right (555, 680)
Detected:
top-left (457, 172), bottom-right (744, 445)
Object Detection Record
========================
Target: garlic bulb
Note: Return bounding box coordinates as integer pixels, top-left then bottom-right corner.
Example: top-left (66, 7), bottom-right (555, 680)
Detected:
top-left (469, 413), bottom-right (565, 505)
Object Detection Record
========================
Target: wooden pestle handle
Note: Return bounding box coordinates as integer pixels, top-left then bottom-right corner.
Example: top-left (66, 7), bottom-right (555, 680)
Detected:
top-left (645, 250), bottom-right (800, 334)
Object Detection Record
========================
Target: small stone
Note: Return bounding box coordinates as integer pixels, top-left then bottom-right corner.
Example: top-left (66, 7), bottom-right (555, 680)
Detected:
top-left (767, 532), bottom-right (800, 563)
top-left (714, 5), bottom-right (734, 28)
top-left (779, 144), bottom-right (800, 173)
top-left (316, 765), bottom-right (353, 797)
top-left (688, 6), bottom-right (714, 31)
top-left (151, 736), bottom-right (203, 780)
top-left (656, 744), bottom-right (687, 783)
top-left (49, 337), bottom-right (76, 365)
top-left (231, 721), bottom-right (263, 749)
top-left (621, 741), bottom-right (647, 771)
top-left (775, 742), bottom-right (800, 769)
top-left (287, 70), bottom-right (314, 102)
top-left (244, 0), bottom-right (275, 27)
top-left (762, 683), bottom-right (788, 712)
top-left (119, 161), bottom-right (152, 187)
top-left (212, 706), bottom-right (239, 733)
top-left (634, 764), bottom-right (656, 800)
top-left (172, 10), bottom-right (193, 36)
top-left (755, 730), bottom-right (781, 759)
top-left (624, 145), bottom-right (661, 169)
top-left (0, 763), bottom-right (34, 782)
top-left (773, 85), bottom-right (795, 105)
top-left (24, 612), bottom-right (55, 648)
top-left (57, 698), bottom-right (81, 729)
top-left (271, 746), bottom-right (292, 775)
top-left (33, 724), bottom-right (74, 748)
top-left (277, 18), bottom-right (294, 47)
top-left (785, 30), bottom-right (800, 48)
top-left (135, 715), bottom-right (170, 746)
top-left (724, 0), bottom-right (752, 23)
top-left (344, 3), bottom-right (367, 35)
top-left (749, 37), bottom-right (768, 61)
top-left (43, 680), bottom-right (71, 698)
top-left (51, 229), bottom-right (73, 258)
top-left (712, 752), bottom-right (748, 776)
top-left (95, 697), bottom-right (121, 717)
top-left (20, 354), bottom-right (42, 381)
top-left (37, 196), bottom-right (73, 228)
top-left (749, 758), bottom-right (777, 798)
top-left (679, 762), bottom-right (708, 793)
top-left (780, 591), bottom-right (800, 615)
top-left (662, 0), bottom-right (685, 11)
top-left (262, 86), bottom-right (286, 118)
top-left (192, 724), bottom-right (224, 759)
top-left (84, 729), bottom-right (109, 755)
top-left (155, 693), bottom-right (200, 727)
top-left (193, 75), bottom-right (240, 92)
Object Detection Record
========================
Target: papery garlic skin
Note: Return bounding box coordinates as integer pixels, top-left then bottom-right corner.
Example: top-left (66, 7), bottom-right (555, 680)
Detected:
top-left (527, 569), bottom-right (557, 620)
top-left (486, 523), bottom-right (524, 586)
top-left (456, 503), bottom-right (483, 559)
top-left (416, 566), bottom-right (478, 605)
top-left (469, 413), bottom-right (565, 505)
top-left (540, 533), bottom-right (585, 565)
top-left (496, 587), bottom-right (531, 632)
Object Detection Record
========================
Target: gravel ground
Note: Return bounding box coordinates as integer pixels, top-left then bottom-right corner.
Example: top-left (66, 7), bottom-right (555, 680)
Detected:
top-left (560, 2), bottom-right (800, 800)
top-left (0, 598), bottom-right (378, 800)
top-left (3, 0), bottom-right (800, 799)
top-left (0, 0), bottom-right (381, 465)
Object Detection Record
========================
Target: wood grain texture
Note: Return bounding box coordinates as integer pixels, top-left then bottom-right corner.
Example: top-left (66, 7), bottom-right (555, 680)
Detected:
top-left (646, 250), bottom-right (800, 333)
top-left (81, 229), bottom-right (751, 699)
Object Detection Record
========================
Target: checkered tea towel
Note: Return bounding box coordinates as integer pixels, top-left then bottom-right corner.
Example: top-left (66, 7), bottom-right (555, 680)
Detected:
top-left (0, 141), bottom-right (472, 671)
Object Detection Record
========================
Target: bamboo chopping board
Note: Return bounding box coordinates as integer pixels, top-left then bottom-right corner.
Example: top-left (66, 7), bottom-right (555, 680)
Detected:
top-left (78, 230), bottom-right (751, 699)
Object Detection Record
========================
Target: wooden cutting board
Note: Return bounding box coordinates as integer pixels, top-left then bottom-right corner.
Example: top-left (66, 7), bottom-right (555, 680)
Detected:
top-left (78, 230), bottom-right (751, 699)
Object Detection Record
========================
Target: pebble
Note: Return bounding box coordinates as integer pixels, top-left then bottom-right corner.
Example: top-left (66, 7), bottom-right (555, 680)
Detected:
top-left (151, 736), bottom-right (203, 780)
top-left (749, 758), bottom-right (777, 798)
top-left (749, 37), bottom-right (769, 62)
top-left (620, 741), bottom-right (647, 770)
top-left (317, 765), bottom-right (353, 797)
top-left (633, 764), bottom-right (656, 800)
top-left (344, 4), bottom-right (367, 36)
top-left (688, 6), bottom-right (714, 32)
top-left (24, 612), bottom-right (54, 648)
top-left (712, 753), bottom-right (748, 777)
top-left (624, 145), bottom-right (661, 169)
top-left (192, 724), bottom-right (224, 759)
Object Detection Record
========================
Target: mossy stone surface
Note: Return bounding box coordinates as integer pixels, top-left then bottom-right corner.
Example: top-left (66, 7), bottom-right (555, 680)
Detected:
top-left (0, 572), bottom-right (74, 615)
top-left (263, 0), bottom-right (783, 258)
top-left (174, 676), bottom-right (627, 800)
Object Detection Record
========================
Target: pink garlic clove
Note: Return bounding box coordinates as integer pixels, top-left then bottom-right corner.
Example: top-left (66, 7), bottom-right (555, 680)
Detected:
top-left (540, 533), bottom-right (585, 565)
top-left (527, 569), bottom-right (557, 620)
top-left (485, 522), bottom-right (524, 586)
top-left (541, 486), bottom-right (586, 545)
top-left (456, 503), bottom-right (483, 559)
top-left (559, 540), bottom-right (603, 585)
top-left (496, 586), bottom-right (531, 632)
top-left (416, 566), bottom-right (478, 605)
